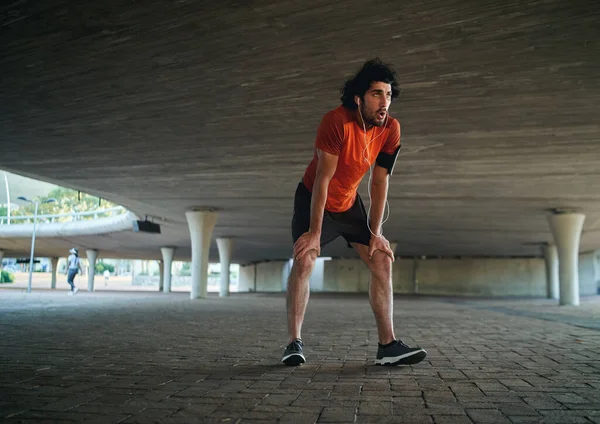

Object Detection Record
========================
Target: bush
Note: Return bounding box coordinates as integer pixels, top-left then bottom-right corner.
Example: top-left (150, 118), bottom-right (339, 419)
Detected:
top-left (179, 262), bottom-right (191, 276)
top-left (0, 270), bottom-right (15, 283)
top-left (95, 261), bottom-right (115, 274)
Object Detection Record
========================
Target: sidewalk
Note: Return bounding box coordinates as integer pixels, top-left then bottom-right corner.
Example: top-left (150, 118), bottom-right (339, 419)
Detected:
top-left (1, 271), bottom-right (201, 293)
top-left (1, 290), bottom-right (599, 423)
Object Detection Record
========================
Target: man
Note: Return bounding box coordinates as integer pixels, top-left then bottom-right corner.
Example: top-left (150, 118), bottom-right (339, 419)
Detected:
top-left (282, 58), bottom-right (426, 367)
top-left (66, 247), bottom-right (83, 295)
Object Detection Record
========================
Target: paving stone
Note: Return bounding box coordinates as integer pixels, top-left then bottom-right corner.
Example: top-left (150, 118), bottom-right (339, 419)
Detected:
top-left (509, 416), bottom-right (591, 424)
top-left (552, 393), bottom-right (591, 404)
top-left (355, 416), bottom-right (433, 424)
top-left (357, 401), bottom-right (392, 415)
top-left (497, 402), bottom-right (540, 416)
top-left (522, 395), bottom-right (567, 410)
top-left (466, 409), bottom-right (512, 423)
top-left (279, 413), bottom-right (321, 424)
top-left (425, 402), bottom-right (467, 415)
top-left (318, 406), bottom-right (357, 422)
top-left (540, 410), bottom-right (600, 418)
top-left (433, 416), bottom-right (475, 424)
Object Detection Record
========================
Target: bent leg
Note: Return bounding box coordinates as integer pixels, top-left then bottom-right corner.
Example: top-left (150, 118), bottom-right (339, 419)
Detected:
top-left (286, 249), bottom-right (317, 343)
top-left (351, 243), bottom-right (395, 345)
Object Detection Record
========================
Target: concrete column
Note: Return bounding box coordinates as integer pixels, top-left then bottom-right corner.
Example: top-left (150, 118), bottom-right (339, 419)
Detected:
top-left (50, 257), bottom-right (59, 289)
top-left (86, 249), bottom-right (99, 292)
top-left (161, 247), bottom-right (175, 293)
top-left (595, 250), bottom-right (600, 294)
top-left (0, 250), bottom-right (4, 268)
top-left (186, 210), bottom-right (218, 299)
top-left (158, 260), bottom-right (164, 292)
top-left (547, 212), bottom-right (585, 306)
top-left (216, 237), bottom-right (233, 297)
top-left (541, 244), bottom-right (559, 300)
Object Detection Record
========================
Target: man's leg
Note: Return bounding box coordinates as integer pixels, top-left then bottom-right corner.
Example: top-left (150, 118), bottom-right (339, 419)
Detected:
top-left (351, 243), bottom-right (395, 344)
top-left (286, 249), bottom-right (317, 343)
top-left (282, 249), bottom-right (317, 366)
top-left (351, 242), bottom-right (426, 365)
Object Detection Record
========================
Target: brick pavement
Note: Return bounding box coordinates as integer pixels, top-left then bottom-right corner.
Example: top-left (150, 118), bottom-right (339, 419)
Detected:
top-left (0, 290), bottom-right (599, 424)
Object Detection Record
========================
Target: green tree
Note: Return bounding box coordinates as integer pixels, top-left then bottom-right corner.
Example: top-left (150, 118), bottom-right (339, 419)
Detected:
top-left (0, 270), bottom-right (14, 283)
top-left (15, 188), bottom-right (119, 222)
top-left (96, 261), bottom-right (115, 273)
top-left (180, 262), bottom-right (191, 276)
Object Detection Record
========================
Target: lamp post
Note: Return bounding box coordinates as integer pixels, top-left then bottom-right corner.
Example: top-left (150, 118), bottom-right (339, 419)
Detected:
top-left (17, 196), bottom-right (56, 293)
top-left (4, 171), bottom-right (11, 224)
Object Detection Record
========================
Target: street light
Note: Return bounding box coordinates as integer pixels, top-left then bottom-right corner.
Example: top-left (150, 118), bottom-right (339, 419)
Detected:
top-left (18, 196), bottom-right (56, 293)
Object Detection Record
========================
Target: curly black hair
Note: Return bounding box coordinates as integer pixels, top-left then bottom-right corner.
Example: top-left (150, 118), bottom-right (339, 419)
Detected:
top-left (340, 58), bottom-right (401, 110)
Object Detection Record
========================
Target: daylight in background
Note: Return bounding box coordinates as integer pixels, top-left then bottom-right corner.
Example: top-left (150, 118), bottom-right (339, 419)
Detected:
top-left (0, 170), bottom-right (239, 292)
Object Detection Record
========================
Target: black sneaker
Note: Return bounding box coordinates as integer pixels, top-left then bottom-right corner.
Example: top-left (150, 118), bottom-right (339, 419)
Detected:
top-left (375, 339), bottom-right (427, 366)
top-left (282, 338), bottom-right (305, 366)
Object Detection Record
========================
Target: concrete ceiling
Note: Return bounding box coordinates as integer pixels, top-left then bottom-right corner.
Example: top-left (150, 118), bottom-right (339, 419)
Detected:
top-left (1, 0), bottom-right (599, 264)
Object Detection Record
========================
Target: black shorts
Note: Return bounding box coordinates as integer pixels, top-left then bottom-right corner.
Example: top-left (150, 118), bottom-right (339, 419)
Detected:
top-left (291, 181), bottom-right (371, 248)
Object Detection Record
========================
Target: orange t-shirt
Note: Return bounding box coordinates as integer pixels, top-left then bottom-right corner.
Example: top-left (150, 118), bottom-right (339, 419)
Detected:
top-left (302, 105), bottom-right (401, 213)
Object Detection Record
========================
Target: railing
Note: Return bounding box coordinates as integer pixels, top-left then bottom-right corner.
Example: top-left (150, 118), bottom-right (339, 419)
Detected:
top-left (0, 206), bottom-right (127, 225)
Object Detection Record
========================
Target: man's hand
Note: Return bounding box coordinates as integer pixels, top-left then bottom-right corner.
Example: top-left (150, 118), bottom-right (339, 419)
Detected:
top-left (293, 231), bottom-right (321, 260)
top-left (368, 234), bottom-right (395, 262)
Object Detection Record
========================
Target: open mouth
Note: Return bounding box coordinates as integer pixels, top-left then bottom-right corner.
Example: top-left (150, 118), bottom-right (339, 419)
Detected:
top-left (377, 111), bottom-right (386, 120)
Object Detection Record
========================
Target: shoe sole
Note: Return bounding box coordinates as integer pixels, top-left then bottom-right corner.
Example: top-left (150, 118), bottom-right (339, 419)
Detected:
top-left (375, 349), bottom-right (427, 366)
top-left (282, 353), bottom-right (305, 366)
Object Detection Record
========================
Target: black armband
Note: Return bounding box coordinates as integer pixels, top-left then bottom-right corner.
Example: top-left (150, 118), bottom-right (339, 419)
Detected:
top-left (375, 146), bottom-right (401, 175)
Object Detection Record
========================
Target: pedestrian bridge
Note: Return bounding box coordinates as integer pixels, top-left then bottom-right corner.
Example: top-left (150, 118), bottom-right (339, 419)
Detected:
top-left (0, 207), bottom-right (139, 259)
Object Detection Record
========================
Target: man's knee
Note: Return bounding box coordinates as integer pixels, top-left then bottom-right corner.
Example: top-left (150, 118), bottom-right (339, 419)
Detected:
top-left (369, 251), bottom-right (392, 280)
top-left (292, 250), bottom-right (318, 276)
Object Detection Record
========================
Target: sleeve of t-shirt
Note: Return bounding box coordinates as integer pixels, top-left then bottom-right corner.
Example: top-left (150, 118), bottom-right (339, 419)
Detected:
top-left (381, 119), bottom-right (401, 154)
top-left (315, 110), bottom-right (345, 155)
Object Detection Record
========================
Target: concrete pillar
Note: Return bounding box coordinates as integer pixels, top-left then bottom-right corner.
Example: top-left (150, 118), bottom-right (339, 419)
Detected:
top-left (161, 247), bottom-right (175, 293)
top-left (595, 250), bottom-right (600, 294)
top-left (50, 257), bottom-right (59, 289)
top-left (0, 249), bottom-right (4, 268)
top-left (186, 210), bottom-right (218, 299)
top-left (216, 237), bottom-right (233, 297)
top-left (86, 249), bottom-right (99, 292)
top-left (541, 244), bottom-right (559, 300)
top-left (547, 212), bottom-right (585, 306)
top-left (158, 260), bottom-right (164, 292)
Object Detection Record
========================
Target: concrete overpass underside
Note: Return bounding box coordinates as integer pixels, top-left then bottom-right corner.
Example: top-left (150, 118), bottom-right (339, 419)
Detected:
top-left (1, 0), bottom-right (599, 264)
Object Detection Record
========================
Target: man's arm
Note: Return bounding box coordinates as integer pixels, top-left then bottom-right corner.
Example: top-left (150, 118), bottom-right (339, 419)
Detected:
top-left (293, 149), bottom-right (338, 259)
top-left (309, 149), bottom-right (338, 235)
top-left (367, 165), bottom-right (395, 261)
top-left (369, 165), bottom-right (389, 237)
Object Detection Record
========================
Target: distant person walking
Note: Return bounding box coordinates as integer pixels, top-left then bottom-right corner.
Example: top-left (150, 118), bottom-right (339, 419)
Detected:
top-left (67, 248), bottom-right (83, 295)
top-left (103, 269), bottom-right (110, 286)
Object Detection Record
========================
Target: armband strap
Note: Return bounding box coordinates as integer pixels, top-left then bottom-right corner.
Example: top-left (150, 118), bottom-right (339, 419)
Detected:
top-left (375, 146), bottom-right (401, 175)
